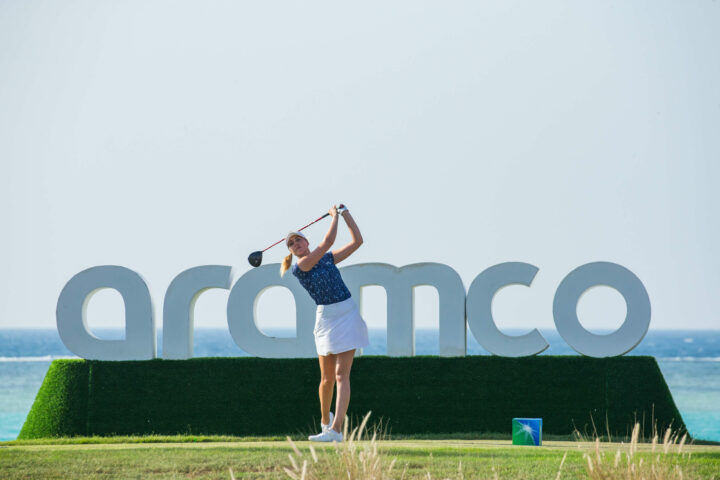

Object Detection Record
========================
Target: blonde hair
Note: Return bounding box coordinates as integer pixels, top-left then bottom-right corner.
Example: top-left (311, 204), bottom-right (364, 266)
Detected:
top-left (280, 253), bottom-right (293, 277)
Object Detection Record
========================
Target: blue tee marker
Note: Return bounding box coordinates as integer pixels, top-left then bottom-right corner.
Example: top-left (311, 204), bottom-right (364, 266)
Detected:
top-left (512, 418), bottom-right (542, 446)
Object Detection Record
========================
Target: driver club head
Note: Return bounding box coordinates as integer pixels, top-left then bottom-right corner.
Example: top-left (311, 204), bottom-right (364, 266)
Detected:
top-left (248, 251), bottom-right (263, 267)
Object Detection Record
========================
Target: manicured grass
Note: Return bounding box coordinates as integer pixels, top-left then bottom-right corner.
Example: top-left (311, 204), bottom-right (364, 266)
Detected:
top-left (1, 439), bottom-right (719, 480)
top-left (2, 434), bottom-right (287, 446)
top-left (0, 431), bottom-right (579, 447)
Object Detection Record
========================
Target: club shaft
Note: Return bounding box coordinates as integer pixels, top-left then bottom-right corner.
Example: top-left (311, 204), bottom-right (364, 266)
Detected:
top-left (261, 213), bottom-right (330, 252)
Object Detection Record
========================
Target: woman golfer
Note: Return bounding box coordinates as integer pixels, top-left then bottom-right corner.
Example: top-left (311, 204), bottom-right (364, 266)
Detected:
top-left (281, 204), bottom-right (369, 442)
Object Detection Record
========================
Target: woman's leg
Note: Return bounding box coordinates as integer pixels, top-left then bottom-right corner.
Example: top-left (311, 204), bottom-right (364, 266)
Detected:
top-left (330, 349), bottom-right (356, 432)
top-left (318, 354), bottom-right (336, 425)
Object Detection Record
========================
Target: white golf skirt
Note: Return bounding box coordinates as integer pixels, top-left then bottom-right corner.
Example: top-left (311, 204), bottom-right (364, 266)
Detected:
top-left (314, 297), bottom-right (369, 356)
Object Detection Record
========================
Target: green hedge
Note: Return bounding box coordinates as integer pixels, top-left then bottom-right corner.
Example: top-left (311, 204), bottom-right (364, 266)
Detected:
top-left (18, 356), bottom-right (685, 439)
top-left (19, 359), bottom-right (89, 438)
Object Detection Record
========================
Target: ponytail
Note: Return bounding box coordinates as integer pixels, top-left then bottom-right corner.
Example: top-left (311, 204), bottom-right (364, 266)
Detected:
top-left (280, 253), bottom-right (293, 276)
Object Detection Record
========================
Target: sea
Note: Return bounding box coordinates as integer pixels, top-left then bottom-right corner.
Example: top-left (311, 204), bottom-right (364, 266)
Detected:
top-left (1, 328), bottom-right (719, 442)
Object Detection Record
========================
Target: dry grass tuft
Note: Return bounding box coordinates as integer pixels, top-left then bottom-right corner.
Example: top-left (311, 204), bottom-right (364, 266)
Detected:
top-left (580, 422), bottom-right (693, 480)
top-left (282, 411), bottom-right (396, 480)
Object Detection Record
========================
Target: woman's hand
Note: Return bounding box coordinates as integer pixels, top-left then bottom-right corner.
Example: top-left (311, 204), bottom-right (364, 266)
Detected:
top-left (328, 205), bottom-right (339, 217)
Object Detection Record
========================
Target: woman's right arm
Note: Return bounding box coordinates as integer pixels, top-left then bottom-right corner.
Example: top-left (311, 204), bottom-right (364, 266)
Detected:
top-left (297, 206), bottom-right (339, 271)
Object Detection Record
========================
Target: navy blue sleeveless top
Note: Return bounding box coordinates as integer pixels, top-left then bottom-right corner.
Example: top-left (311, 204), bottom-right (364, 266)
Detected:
top-left (292, 252), bottom-right (352, 305)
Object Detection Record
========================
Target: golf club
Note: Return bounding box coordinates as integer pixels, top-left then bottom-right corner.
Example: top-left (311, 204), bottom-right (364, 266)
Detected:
top-left (248, 205), bottom-right (345, 267)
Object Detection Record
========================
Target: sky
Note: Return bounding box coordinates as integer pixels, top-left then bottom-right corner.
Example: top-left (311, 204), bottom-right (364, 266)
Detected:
top-left (1, 0), bottom-right (719, 335)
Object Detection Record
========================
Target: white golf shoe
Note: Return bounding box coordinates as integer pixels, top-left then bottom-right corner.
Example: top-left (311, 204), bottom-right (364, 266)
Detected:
top-left (321, 412), bottom-right (334, 433)
top-left (308, 428), bottom-right (343, 442)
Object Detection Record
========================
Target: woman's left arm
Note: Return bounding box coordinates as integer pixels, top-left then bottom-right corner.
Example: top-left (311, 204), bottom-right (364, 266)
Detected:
top-left (332, 209), bottom-right (363, 264)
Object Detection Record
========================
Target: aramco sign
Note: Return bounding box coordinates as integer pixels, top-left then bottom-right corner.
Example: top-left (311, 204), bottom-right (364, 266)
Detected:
top-left (56, 262), bottom-right (650, 361)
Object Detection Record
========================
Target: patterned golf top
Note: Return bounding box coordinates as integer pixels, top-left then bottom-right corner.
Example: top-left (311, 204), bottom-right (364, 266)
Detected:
top-left (292, 252), bottom-right (352, 305)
